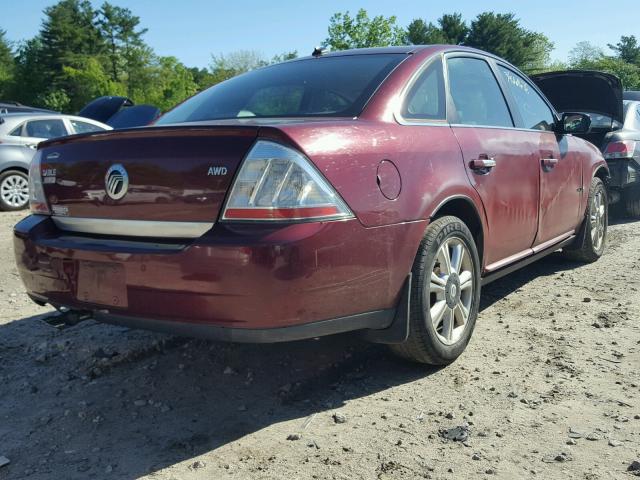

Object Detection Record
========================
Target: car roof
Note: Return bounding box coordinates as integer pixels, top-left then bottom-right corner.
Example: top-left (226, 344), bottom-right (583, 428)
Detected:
top-left (299, 45), bottom-right (498, 57)
top-left (0, 112), bottom-right (111, 128)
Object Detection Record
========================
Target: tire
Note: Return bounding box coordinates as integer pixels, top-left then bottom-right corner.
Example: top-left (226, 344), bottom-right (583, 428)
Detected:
top-left (563, 176), bottom-right (607, 263)
top-left (390, 216), bottom-right (481, 365)
top-left (624, 186), bottom-right (640, 218)
top-left (0, 169), bottom-right (29, 212)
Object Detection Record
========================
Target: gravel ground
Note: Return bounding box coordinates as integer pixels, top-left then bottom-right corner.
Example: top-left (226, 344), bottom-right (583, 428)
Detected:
top-left (0, 210), bottom-right (639, 480)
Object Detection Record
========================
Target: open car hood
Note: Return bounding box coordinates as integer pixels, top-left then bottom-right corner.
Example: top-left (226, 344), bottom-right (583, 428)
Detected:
top-left (78, 96), bottom-right (134, 124)
top-left (531, 70), bottom-right (623, 124)
top-left (78, 96), bottom-right (161, 128)
top-left (106, 104), bottom-right (161, 129)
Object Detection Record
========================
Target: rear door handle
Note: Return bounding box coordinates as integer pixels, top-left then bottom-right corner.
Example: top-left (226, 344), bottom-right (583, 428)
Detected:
top-left (470, 155), bottom-right (496, 172)
top-left (541, 158), bottom-right (558, 170)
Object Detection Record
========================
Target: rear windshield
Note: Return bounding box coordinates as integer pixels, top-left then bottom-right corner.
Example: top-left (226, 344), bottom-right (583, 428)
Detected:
top-left (156, 54), bottom-right (405, 124)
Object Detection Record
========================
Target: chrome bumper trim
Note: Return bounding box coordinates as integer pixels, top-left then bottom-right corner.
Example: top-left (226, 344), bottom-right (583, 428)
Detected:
top-left (51, 216), bottom-right (213, 238)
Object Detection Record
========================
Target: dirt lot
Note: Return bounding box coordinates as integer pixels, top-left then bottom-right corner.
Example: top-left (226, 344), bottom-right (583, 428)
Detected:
top-left (0, 210), bottom-right (638, 480)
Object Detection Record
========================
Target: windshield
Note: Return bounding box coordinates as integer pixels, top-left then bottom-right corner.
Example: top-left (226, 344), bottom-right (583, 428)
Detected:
top-left (156, 54), bottom-right (405, 124)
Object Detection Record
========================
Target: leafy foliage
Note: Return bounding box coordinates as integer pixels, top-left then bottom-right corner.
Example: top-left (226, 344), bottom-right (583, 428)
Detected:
top-left (2, 2), bottom-right (640, 114)
top-left (569, 39), bottom-right (640, 90)
top-left (325, 9), bottom-right (404, 50)
top-left (608, 36), bottom-right (640, 65)
top-left (465, 13), bottom-right (553, 73)
top-left (0, 30), bottom-right (14, 99)
top-left (403, 11), bottom-right (552, 73)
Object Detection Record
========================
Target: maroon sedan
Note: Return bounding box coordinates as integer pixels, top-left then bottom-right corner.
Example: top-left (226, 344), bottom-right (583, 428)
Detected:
top-left (14, 46), bottom-right (608, 364)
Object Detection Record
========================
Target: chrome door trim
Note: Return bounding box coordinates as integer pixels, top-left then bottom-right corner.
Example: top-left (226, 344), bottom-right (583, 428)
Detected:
top-left (51, 216), bottom-right (213, 238)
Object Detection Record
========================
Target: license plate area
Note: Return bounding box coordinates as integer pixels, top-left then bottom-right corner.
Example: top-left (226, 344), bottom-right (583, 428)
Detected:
top-left (77, 261), bottom-right (128, 308)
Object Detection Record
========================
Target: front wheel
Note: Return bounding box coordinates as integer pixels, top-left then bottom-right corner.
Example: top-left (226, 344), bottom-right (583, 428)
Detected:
top-left (0, 170), bottom-right (30, 211)
top-left (563, 176), bottom-right (607, 263)
top-left (390, 216), bottom-right (481, 365)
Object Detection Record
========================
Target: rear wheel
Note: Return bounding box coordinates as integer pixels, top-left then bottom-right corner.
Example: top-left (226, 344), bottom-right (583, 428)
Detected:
top-left (390, 216), bottom-right (481, 365)
top-left (0, 170), bottom-right (29, 211)
top-left (624, 186), bottom-right (640, 218)
top-left (563, 176), bottom-right (607, 263)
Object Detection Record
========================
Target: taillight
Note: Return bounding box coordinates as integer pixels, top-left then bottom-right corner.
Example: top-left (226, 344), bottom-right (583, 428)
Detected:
top-left (29, 150), bottom-right (50, 215)
top-left (604, 140), bottom-right (636, 159)
top-left (221, 140), bottom-right (353, 222)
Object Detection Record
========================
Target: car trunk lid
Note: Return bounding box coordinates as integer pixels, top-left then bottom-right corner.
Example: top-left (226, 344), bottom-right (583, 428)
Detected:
top-left (530, 70), bottom-right (624, 124)
top-left (38, 126), bottom-right (259, 235)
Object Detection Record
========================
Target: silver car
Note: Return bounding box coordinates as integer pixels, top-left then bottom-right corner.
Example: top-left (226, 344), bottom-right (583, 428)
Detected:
top-left (0, 113), bottom-right (111, 148)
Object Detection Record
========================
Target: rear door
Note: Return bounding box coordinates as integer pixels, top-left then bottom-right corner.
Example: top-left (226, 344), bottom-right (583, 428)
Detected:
top-left (497, 64), bottom-right (583, 247)
top-left (446, 54), bottom-right (540, 270)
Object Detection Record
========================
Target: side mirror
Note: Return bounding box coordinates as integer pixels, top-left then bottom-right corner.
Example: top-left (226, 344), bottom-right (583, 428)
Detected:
top-left (558, 112), bottom-right (591, 134)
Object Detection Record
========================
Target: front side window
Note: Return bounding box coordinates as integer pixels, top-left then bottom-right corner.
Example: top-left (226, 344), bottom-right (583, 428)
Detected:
top-left (402, 57), bottom-right (445, 120)
top-left (70, 120), bottom-right (105, 134)
top-left (25, 119), bottom-right (67, 139)
top-left (447, 57), bottom-right (513, 128)
top-left (157, 54), bottom-right (405, 124)
top-left (498, 66), bottom-right (555, 131)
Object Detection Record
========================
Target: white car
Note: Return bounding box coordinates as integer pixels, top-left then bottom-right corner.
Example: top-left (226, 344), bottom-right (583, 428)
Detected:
top-left (0, 113), bottom-right (111, 147)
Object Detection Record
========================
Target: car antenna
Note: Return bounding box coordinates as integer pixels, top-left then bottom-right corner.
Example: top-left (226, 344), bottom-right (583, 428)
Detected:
top-left (312, 46), bottom-right (328, 57)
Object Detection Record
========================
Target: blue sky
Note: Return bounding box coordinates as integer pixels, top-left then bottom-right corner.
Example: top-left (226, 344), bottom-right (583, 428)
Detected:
top-left (1, 0), bottom-right (638, 68)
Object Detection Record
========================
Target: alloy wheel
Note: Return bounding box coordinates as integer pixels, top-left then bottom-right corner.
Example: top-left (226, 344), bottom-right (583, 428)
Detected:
top-left (590, 188), bottom-right (606, 251)
top-left (0, 173), bottom-right (29, 209)
top-left (427, 237), bottom-right (475, 346)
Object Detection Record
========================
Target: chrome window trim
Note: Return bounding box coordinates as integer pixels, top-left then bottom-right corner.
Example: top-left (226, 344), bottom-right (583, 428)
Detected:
top-left (51, 216), bottom-right (213, 238)
top-left (449, 123), bottom-right (561, 134)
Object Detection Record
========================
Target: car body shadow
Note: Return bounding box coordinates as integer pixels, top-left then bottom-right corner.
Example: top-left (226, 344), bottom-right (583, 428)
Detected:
top-left (480, 252), bottom-right (583, 312)
top-left (0, 312), bottom-right (436, 479)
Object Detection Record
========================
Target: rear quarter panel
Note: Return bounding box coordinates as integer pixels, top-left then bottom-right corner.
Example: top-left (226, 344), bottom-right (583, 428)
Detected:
top-left (0, 146), bottom-right (33, 172)
top-left (574, 135), bottom-right (609, 209)
top-left (268, 121), bottom-right (485, 229)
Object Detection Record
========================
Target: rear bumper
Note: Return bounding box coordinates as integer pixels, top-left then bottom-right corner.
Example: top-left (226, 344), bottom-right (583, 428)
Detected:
top-left (606, 157), bottom-right (639, 189)
top-left (14, 215), bottom-right (426, 339)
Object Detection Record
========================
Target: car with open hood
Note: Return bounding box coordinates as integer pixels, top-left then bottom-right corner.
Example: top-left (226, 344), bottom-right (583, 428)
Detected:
top-left (13, 46), bottom-right (608, 365)
top-left (532, 70), bottom-right (640, 216)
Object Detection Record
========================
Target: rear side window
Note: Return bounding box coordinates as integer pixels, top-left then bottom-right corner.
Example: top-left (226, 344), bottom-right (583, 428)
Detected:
top-left (498, 66), bottom-right (555, 131)
top-left (447, 57), bottom-right (513, 128)
top-left (25, 119), bottom-right (67, 139)
top-left (402, 57), bottom-right (445, 120)
top-left (157, 54), bottom-right (405, 123)
top-left (70, 120), bottom-right (105, 134)
top-left (9, 124), bottom-right (23, 136)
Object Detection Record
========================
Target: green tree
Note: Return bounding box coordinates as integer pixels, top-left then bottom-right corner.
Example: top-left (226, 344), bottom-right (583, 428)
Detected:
top-left (438, 13), bottom-right (468, 45)
top-left (0, 30), bottom-right (14, 99)
top-left (465, 12), bottom-right (553, 72)
top-left (404, 13), bottom-right (467, 45)
top-left (404, 19), bottom-right (447, 45)
top-left (568, 41), bottom-right (604, 65)
top-left (128, 56), bottom-right (198, 111)
top-left (608, 35), bottom-right (640, 65)
top-left (325, 9), bottom-right (405, 50)
top-left (12, 38), bottom-right (48, 107)
top-left (39, 0), bottom-right (102, 77)
top-left (62, 56), bottom-right (124, 111)
top-left (569, 42), bottom-right (640, 90)
top-left (97, 2), bottom-right (148, 82)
